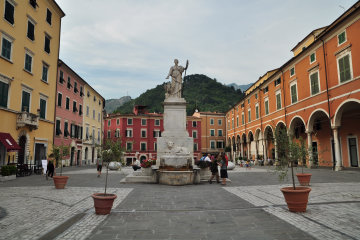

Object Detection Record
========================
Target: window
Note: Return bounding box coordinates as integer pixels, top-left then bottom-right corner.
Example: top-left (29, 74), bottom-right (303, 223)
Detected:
top-left (210, 129), bottom-right (215, 136)
top-left (255, 93), bottom-right (258, 99)
top-left (98, 113), bottom-right (100, 122)
top-left (192, 131), bottom-right (197, 139)
top-left (73, 101), bottom-right (77, 112)
top-left (86, 106), bottom-right (89, 116)
top-left (276, 90), bottom-right (281, 110)
top-left (126, 142), bottom-right (132, 151)
top-left (290, 67), bottom-right (295, 77)
top-left (85, 126), bottom-right (89, 139)
top-left (210, 140), bottom-right (215, 149)
top-left (255, 104), bottom-right (259, 119)
top-left (194, 143), bottom-right (198, 151)
top-left (93, 110), bottom-right (95, 119)
top-left (210, 118), bottom-right (214, 125)
top-left (79, 104), bottom-right (82, 116)
top-left (247, 99), bottom-right (250, 104)
top-left (141, 129), bottom-right (146, 138)
top-left (115, 129), bottom-right (120, 138)
top-left (1, 35), bottom-right (13, 61)
top-left (310, 71), bottom-right (320, 95)
top-left (218, 129), bottom-right (223, 136)
top-left (29, 0), bottom-right (38, 9)
top-left (236, 116), bottom-right (239, 127)
top-left (93, 96), bottom-right (96, 102)
top-left (127, 118), bottom-right (133, 125)
top-left (56, 120), bottom-right (61, 136)
top-left (290, 82), bottom-right (298, 104)
top-left (231, 119), bottom-right (234, 129)
top-left (263, 86), bottom-right (269, 93)
top-left (192, 121), bottom-right (197, 127)
top-left (141, 119), bottom-right (146, 126)
top-left (80, 86), bottom-right (83, 96)
top-left (217, 141), bottom-right (224, 149)
top-left (337, 53), bottom-right (352, 83)
top-left (44, 35), bottom-right (51, 54)
top-left (21, 91), bottom-right (30, 112)
top-left (153, 130), bottom-right (161, 137)
top-left (107, 130), bottom-right (111, 139)
top-left (97, 130), bottom-right (100, 142)
top-left (116, 118), bottom-right (120, 125)
top-left (24, 52), bottom-right (33, 73)
top-left (87, 91), bottom-right (90, 97)
top-left (310, 53), bottom-right (316, 64)
top-left (74, 82), bottom-right (78, 93)
top-left (39, 98), bottom-right (46, 119)
top-left (46, 9), bottom-right (52, 25)
top-left (218, 119), bottom-right (222, 125)
top-left (264, 98), bottom-right (269, 115)
top-left (248, 109), bottom-right (251, 122)
top-left (126, 129), bottom-right (133, 137)
top-left (64, 122), bottom-right (69, 137)
top-left (4, 0), bottom-right (14, 25)
top-left (67, 77), bottom-right (71, 89)
top-left (56, 93), bottom-right (62, 107)
top-left (59, 71), bottom-right (64, 83)
top-left (65, 97), bottom-right (70, 110)
top-left (108, 120), bottom-right (111, 126)
top-left (140, 143), bottom-right (146, 151)
top-left (0, 79), bottom-right (9, 109)
top-left (42, 64), bottom-right (48, 82)
top-left (274, 78), bottom-right (281, 86)
top-left (155, 119), bottom-right (160, 126)
top-left (338, 31), bottom-right (346, 45)
top-left (241, 112), bottom-right (244, 125)
top-left (27, 20), bottom-right (35, 41)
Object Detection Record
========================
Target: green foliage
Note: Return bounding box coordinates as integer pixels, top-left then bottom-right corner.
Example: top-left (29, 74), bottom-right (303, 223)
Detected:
top-left (101, 139), bottom-right (124, 164)
top-left (52, 143), bottom-right (70, 176)
top-left (1, 165), bottom-right (17, 176)
top-left (115, 74), bottom-right (244, 115)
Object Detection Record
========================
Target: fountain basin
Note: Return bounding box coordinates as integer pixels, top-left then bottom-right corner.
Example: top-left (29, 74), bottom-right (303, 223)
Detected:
top-left (158, 170), bottom-right (196, 185)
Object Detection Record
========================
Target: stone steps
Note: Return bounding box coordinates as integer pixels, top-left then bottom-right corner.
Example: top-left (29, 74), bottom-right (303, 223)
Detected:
top-left (120, 174), bottom-right (156, 183)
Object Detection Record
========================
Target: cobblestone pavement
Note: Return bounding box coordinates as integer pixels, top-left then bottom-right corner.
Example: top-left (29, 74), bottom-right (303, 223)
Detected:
top-left (1, 166), bottom-right (360, 240)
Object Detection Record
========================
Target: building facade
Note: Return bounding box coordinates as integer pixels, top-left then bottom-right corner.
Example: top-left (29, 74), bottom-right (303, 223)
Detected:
top-left (226, 2), bottom-right (360, 170)
top-left (0, 0), bottom-right (64, 166)
top-left (82, 83), bottom-right (104, 165)
top-left (192, 111), bottom-right (226, 154)
top-left (104, 106), bottom-right (202, 165)
top-left (54, 60), bottom-right (85, 166)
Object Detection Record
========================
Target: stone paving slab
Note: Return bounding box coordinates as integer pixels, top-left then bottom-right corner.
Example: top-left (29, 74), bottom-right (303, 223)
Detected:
top-left (0, 186), bottom-right (132, 240)
top-left (224, 182), bottom-right (360, 240)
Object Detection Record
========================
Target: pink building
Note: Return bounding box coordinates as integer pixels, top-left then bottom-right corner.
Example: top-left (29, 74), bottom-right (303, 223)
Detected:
top-left (54, 60), bottom-right (85, 166)
top-left (104, 106), bottom-right (202, 165)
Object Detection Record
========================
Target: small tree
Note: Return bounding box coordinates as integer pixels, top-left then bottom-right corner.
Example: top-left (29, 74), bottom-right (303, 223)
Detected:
top-left (101, 139), bottom-right (124, 195)
top-left (274, 127), bottom-right (308, 190)
top-left (52, 143), bottom-right (70, 176)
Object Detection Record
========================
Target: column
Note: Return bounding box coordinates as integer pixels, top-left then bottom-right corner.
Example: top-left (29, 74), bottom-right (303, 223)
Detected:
top-left (247, 142), bottom-right (250, 159)
top-left (263, 139), bottom-right (267, 163)
top-left (240, 142), bottom-right (244, 158)
top-left (274, 141), bottom-right (278, 161)
top-left (332, 127), bottom-right (343, 171)
top-left (306, 131), bottom-right (313, 168)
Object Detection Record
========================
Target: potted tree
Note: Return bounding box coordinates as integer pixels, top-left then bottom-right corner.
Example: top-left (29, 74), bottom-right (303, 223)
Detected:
top-left (295, 139), bottom-right (312, 186)
top-left (52, 143), bottom-right (70, 189)
top-left (92, 139), bottom-right (124, 215)
top-left (274, 127), bottom-right (311, 212)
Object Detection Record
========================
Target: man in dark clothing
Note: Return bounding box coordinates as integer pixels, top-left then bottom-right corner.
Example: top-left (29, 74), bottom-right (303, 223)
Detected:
top-left (208, 154), bottom-right (220, 184)
top-left (47, 160), bottom-right (55, 179)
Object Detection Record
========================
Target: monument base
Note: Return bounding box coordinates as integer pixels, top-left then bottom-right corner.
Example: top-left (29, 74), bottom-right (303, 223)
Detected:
top-left (158, 170), bottom-right (200, 186)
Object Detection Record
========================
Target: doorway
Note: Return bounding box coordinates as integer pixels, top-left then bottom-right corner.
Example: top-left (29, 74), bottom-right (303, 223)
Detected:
top-left (312, 142), bottom-right (318, 166)
top-left (18, 136), bottom-right (27, 164)
top-left (34, 143), bottom-right (46, 167)
top-left (348, 137), bottom-right (359, 167)
top-left (70, 147), bottom-right (75, 166)
top-left (77, 150), bottom-right (81, 166)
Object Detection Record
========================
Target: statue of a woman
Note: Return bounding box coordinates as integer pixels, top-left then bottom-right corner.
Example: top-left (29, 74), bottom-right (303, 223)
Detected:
top-left (165, 59), bottom-right (189, 98)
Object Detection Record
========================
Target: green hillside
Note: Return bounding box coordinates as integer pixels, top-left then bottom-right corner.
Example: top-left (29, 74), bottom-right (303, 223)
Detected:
top-left (115, 74), bottom-right (244, 115)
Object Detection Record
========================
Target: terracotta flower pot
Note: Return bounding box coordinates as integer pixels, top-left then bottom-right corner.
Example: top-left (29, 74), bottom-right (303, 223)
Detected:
top-left (281, 186), bottom-right (311, 212)
top-left (92, 193), bottom-right (117, 215)
top-left (296, 173), bottom-right (312, 186)
top-left (53, 176), bottom-right (69, 189)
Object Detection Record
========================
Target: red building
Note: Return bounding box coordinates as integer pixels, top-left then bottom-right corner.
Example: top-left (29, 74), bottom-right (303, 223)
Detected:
top-left (104, 106), bottom-right (201, 165)
top-left (54, 60), bottom-right (85, 166)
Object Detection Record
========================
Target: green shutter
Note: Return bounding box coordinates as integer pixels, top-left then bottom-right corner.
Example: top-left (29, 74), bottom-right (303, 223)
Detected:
top-left (291, 85), bottom-right (297, 103)
top-left (40, 99), bottom-right (46, 119)
top-left (0, 81), bottom-right (9, 108)
top-left (22, 91), bottom-right (30, 112)
top-left (344, 55), bottom-right (351, 82)
top-left (311, 73), bottom-right (319, 95)
top-left (2, 38), bottom-right (11, 60)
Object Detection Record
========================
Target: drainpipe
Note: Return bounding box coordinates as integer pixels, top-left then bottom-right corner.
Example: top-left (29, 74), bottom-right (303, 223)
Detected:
top-left (259, 89), bottom-right (264, 162)
top-left (321, 39), bottom-right (335, 170)
top-left (281, 69), bottom-right (288, 127)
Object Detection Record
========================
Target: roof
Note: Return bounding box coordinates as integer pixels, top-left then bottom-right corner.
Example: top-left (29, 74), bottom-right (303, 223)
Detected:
top-left (290, 26), bottom-right (327, 52)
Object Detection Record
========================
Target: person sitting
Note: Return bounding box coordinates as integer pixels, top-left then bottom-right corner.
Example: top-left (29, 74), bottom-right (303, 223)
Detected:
top-left (132, 159), bottom-right (141, 171)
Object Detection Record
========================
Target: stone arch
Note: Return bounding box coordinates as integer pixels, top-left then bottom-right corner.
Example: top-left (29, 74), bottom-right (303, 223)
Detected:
top-left (247, 131), bottom-right (254, 142)
top-left (288, 115), bottom-right (306, 139)
top-left (333, 99), bottom-right (360, 127)
top-left (17, 130), bottom-right (30, 164)
top-left (275, 121), bottom-right (286, 131)
top-left (307, 108), bottom-right (329, 132)
top-left (140, 155), bottom-right (147, 163)
top-left (254, 128), bottom-right (262, 141)
top-left (241, 133), bottom-right (247, 144)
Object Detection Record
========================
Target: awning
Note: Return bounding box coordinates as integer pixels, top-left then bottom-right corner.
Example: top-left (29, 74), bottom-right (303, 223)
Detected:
top-left (0, 132), bottom-right (22, 152)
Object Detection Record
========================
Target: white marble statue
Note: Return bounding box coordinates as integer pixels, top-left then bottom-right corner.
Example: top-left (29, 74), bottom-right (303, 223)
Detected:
top-left (165, 59), bottom-right (189, 98)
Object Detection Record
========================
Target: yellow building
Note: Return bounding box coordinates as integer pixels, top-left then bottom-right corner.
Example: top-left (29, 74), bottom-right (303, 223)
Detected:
top-left (0, 0), bottom-right (64, 166)
top-left (82, 84), bottom-right (104, 165)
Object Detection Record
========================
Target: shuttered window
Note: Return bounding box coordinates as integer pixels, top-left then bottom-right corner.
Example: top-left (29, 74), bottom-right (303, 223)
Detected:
top-left (57, 93), bottom-right (62, 107)
top-left (1, 37), bottom-right (12, 60)
top-left (4, 1), bottom-right (14, 25)
top-left (310, 72), bottom-right (320, 95)
top-left (25, 53), bottom-right (32, 72)
top-left (21, 91), bottom-right (30, 112)
top-left (44, 35), bottom-right (50, 53)
top-left (27, 21), bottom-right (35, 41)
top-left (46, 9), bottom-right (52, 25)
top-left (40, 99), bottom-right (46, 119)
top-left (0, 81), bottom-right (9, 108)
top-left (338, 54), bottom-right (351, 83)
top-left (290, 84), bottom-right (297, 104)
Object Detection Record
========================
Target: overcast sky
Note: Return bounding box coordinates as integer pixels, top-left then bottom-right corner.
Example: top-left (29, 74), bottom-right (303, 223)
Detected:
top-left (57, 0), bottom-right (357, 100)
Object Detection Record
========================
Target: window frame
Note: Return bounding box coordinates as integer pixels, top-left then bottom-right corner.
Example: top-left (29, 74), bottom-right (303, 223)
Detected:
top-left (127, 118), bottom-right (133, 125)
top-left (310, 52), bottom-right (316, 64)
top-left (141, 119), bottom-right (147, 126)
top-left (290, 66), bottom-right (295, 77)
top-left (24, 51), bottom-right (33, 73)
top-left (44, 34), bottom-right (51, 54)
top-left (21, 88), bottom-right (31, 112)
top-left (210, 118), bottom-right (214, 125)
top-left (336, 50), bottom-right (353, 84)
top-left (27, 18), bottom-right (36, 41)
top-left (41, 63), bottom-right (49, 82)
top-left (39, 95), bottom-right (47, 119)
top-left (140, 142), bottom-right (147, 151)
top-left (141, 129), bottom-right (147, 138)
top-left (57, 92), bottom-right (62, 107)
top-left (126, 142), bottom-right (133, 151)
top-left (290, 81), bottom-right (298, 104)
top-left (65, 97), bottom-right (70, 110)
top-left (255, 103), bottom-right (259, 119)
top-left (4, 0), bottom-right (15, 25)
top-left (218, 129), bottom-right (223, 137)
top-left (126, 128), bottom-right (133, 138)
top-left (276, 90), bottom-right (282, 110)
top-left (337, 30), bottom-right (347, 46)
top-left (155, 119), bottom-right (160, 126)
top-left (218, 119), bottom-right (222, 125)
top-left (192, 130), bottom-right (197, 139)
top-left (309, 70), bottom-right (320, 96)
top-left (46, 8), bottom-right (52, 25)
top-left (1, 33), bottom-right (13, 61)
top-left (264, 97), bottom-right (269, 115)
top-left (0, 78), bottom-right (10, 108)
top-left (210, 129), bottom-right (215, 137)
top-left (210, 140), bottom-right (216, 149)
top-left (241, 112), bottom-right (245, 125)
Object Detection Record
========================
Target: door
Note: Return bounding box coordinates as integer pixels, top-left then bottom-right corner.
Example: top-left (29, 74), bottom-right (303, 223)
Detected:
top-left (348, 138), bottom-right (359, 167)
top-left (77, 150), bottom-right (81, 166)
top-left (70, 147), bottom-right (75, 166)
top-left (312, 142), bottom-right (318, 165)
top-left (91, 147), bottom-right (95, 164)
top-left (34, 143), bottom-right (45, 167)
top-left (18, 136), bottom-right (27, 164)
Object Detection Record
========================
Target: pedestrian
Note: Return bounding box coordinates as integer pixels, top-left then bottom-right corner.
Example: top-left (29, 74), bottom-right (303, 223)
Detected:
top-left (46, 154), bottom-right (55, 180)
top-left (219, 152), bottom-right (228, 185)
top-left (204, 153), bottom-right (211, 162)
top-left (97, 158), bottom-right (102, 177)
top-left (208, 153), bottom-right (220, 184)
top-left (132, 159), bottom-right (141, 171)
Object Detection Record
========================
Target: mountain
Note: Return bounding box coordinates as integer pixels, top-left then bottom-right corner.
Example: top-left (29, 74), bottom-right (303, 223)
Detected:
top-left (105, 96), bottom-right (132, 113)
top-left (227, 83), bottom-right (253, 92)
top-left (115, 74), bottom-right (244, 115)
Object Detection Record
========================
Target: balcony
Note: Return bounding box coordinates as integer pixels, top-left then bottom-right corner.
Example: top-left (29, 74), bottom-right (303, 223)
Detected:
top-left (17, 111), bottom-right (39, 131)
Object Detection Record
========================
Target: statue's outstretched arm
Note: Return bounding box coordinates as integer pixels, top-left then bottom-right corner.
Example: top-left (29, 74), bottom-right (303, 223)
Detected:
top-left (166, 67), bottom-right (173, 79)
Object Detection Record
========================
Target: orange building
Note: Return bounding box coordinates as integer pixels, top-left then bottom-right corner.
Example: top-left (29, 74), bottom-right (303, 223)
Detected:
top-left (193, 111), bottom-right (226, 155)
top-left (226, 2), bottom-right (360, 170)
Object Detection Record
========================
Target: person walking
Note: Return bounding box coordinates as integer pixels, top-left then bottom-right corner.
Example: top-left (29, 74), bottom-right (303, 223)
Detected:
top-left (46, 154), bottom-right (55, 180)
top-left (97, 158), bottom-right (102, 177)
top-left (208, 153), bottom-right (220, 184)
top-left (219, 152), bottom-right (228, 185)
